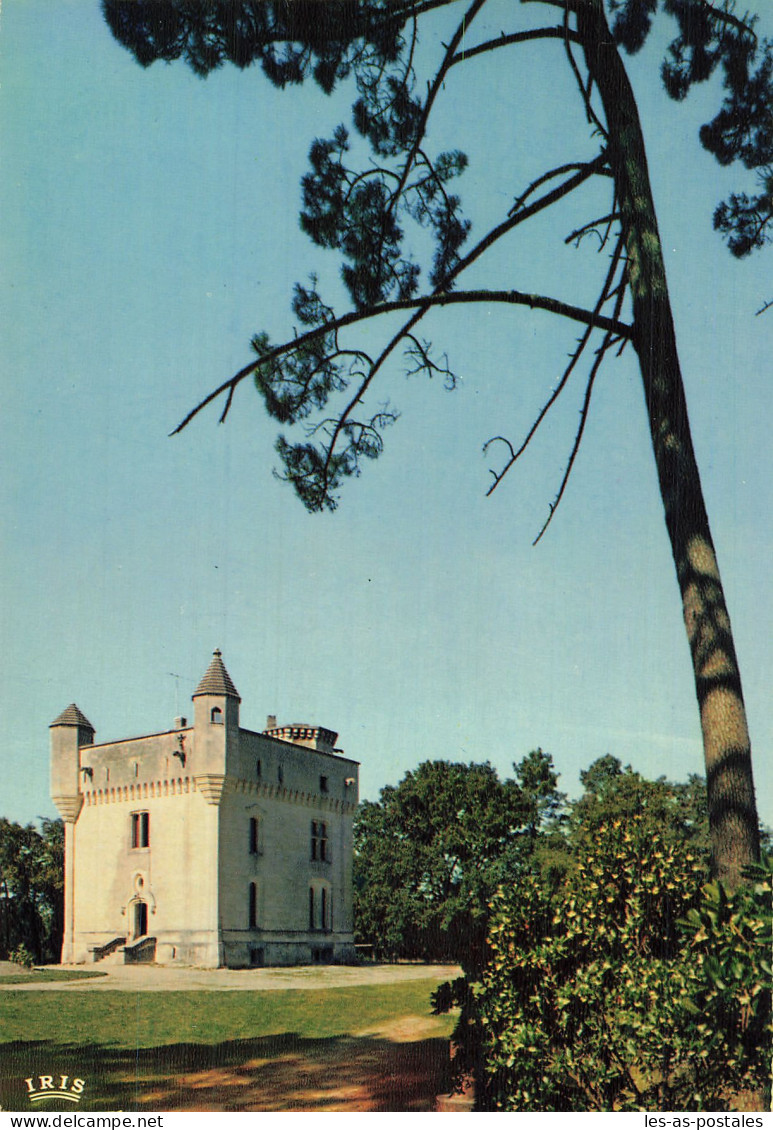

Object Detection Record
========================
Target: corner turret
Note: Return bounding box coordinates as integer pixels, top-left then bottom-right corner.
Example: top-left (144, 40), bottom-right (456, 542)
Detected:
top-left (192, 650), bottom-right (240, 803)
top-left (50, 704), bottom-right (94, 823)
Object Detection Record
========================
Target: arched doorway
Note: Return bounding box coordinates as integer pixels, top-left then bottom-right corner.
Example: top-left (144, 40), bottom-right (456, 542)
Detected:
top-left (133, 900), bottom-right (148, 939)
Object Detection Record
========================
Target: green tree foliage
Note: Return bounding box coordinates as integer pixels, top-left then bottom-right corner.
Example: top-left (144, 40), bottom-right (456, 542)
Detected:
top-left (572, 756), bottom-right (712, 857)
top-left (511, 747), bottom-right (572, 890)
top-left (0, 817), bottom-right (64, 964)
top-left (446, 760), bottom-right (770, 1111)
top-left (102, 1), bottom-right (772, 885)
top-left (515, 747), bottom-right (567, 844)
top-left (354, 757), bottom-right (557, 964)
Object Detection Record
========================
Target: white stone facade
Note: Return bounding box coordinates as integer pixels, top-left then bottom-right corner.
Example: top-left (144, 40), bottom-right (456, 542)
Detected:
top-left (50, 652), bottom-right (359, 968)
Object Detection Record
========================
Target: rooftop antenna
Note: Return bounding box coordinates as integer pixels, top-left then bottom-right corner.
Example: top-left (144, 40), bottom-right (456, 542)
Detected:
top-left (169, 673), bottom-right (183, 718)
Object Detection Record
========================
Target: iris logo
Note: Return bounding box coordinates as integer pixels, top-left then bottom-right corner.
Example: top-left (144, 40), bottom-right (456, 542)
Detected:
top-left (24, 1075), bottom-right (86, 1103)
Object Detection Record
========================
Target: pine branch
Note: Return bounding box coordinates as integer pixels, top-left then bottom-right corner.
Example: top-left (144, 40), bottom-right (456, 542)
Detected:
top-left (534, 258), bottom-right (629, 544)
top-left (175, 147), bottom-right (611, 439)
top-left (485, 236), bottom-right (627, 497)
top-left (510, 157), bottom-right (612, 218)
top-left (565, 212), bottom-right (620, 246)
top-left (386, 0), bottom-right (487, 221)
top-left (563, 4), bottom-right (608, 140)
top-left (311, 154), bottom-right (616, 491)
top-left (404, 334), bottom-right (455, 385)
top-left (449, 25), bottom-right (581, 67)
top-left (454, 151), bottom-right (611, 278)
top-left (701, 1), bottom-right (758, 41)
top-left (320, 305), bottom-right (428, 488)
top-left (179, 289), bottom-right (629, 432)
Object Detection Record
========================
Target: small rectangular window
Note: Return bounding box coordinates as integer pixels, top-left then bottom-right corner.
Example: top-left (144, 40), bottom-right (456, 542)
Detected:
top-left (131, 811), bottom-right (149, 849)
top-left (311, 820), bottom-right (328, 862)
top-left (319, 775), bottom-right (328, 793)
top-left (249, 816), bottom-right (261, 855)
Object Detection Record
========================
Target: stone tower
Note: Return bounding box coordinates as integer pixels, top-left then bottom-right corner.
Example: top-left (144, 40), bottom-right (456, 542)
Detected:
top-left (192, 649), bottom-right (240, 805)
top-left (50, 704), bottom-right (95, 963)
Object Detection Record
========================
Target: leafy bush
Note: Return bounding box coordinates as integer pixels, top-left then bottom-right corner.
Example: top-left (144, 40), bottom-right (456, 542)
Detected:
top-left (465, 817), bottom-right (771, 1111)
top-left (679, 858), bottom-right (772, 1107)
top-left (9, 944), bottom-right (35, 969)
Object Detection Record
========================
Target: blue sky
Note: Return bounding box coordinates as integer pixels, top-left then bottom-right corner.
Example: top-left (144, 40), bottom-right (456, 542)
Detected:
top-left (1, 0), bottom-right (771, 829)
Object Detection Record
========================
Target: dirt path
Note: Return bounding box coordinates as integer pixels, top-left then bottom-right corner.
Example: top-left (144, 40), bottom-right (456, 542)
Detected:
top-left (1, 962), bottom-right (460, 992)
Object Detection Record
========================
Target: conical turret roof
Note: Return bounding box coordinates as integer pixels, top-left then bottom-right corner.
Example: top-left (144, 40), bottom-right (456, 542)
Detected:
top-left (50, 703), bottom-right (94, 729)
top-left (193, 650), bottom-right (241, 700)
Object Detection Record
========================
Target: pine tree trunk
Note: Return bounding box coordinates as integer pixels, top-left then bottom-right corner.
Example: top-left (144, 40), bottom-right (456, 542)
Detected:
top-left (576, 0), bottom-right (760, 889)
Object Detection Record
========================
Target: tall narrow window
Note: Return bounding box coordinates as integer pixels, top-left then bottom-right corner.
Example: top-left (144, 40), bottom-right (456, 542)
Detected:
top-left (309, 884), bottom-right (331, 932)
top-left (131, 811), bottom-right (149, 849)
top-left (249, 816), bottom-right (260, 855)
top-left (311, 821), bottom-right (328, 862)
top-left (249, 882), bottom-right (258, 929)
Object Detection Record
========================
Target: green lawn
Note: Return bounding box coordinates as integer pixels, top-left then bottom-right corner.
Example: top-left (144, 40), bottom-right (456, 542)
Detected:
top-left (0, 967), bottom-right (106, 985)
top-left (0, 978), bottom-right (457, 1112)
top-left (0, 979), bottom-right (452, 1047)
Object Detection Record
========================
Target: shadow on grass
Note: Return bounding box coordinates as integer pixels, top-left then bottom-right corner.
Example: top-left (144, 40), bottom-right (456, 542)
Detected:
top-left (0, 1032), bottom-right (453, 1112)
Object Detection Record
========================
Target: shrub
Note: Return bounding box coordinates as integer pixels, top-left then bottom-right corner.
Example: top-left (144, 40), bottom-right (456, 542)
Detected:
top-left (9, 944), bottom-right (35, 969)
top-left (466, 817), bottom-right (771, 1111)
top-left (679, 857), bottom-right (772, 1107)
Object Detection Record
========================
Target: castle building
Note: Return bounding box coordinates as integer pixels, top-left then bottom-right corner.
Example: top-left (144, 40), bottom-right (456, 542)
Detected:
top-left (50, 651), bottom-right (359, 967)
